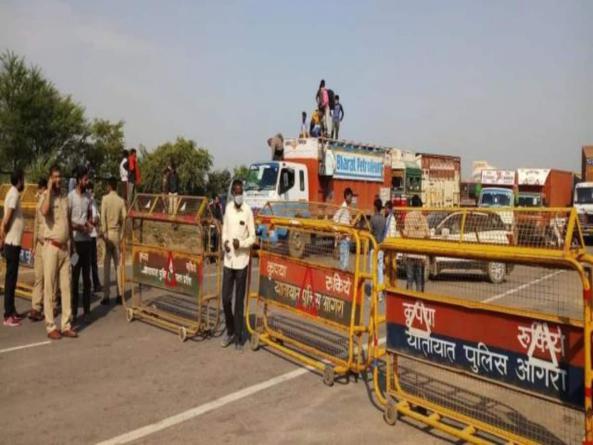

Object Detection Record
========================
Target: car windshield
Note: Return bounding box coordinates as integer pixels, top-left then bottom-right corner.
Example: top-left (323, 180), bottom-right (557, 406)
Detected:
top-left (244, 164), bottom-right (279, 191)
top-left (481, 192), bottom-right (512, 207)
top-left (576, 188), bottom-right (593, 204)
top-left (517, 195), bottom-right (541, 207)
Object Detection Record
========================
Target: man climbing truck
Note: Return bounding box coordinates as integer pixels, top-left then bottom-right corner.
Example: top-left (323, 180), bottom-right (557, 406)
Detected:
top-left (243, 137), bottom-right (392, 213)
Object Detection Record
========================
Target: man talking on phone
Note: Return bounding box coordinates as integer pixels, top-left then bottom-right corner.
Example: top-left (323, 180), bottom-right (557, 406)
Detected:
top-left (41, 165), bottom-right (77, 339)
top-left (220, 179), bottom-right (255, 351)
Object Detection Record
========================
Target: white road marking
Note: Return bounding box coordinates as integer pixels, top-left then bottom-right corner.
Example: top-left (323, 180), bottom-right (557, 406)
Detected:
top-left (97, 336), bottom-right (386, 445)
top-left (481, 270), bottom-right (564, 304)
top-left (0, 340), bottom-right (51, 354)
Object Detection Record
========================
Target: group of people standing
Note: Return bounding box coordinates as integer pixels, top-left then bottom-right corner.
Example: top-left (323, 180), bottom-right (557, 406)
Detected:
top-left (332, 188), bottom-right (429, 296)
top-left (300, 79), bottom-right (345, 139)
top-left (1, 166), bottom-right (126, 339)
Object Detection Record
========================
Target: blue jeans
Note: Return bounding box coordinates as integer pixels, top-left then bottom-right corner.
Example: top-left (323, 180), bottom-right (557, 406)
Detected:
top-left (406, 259), bottom-right (425, 292)
top-left (339, 240), bottom-right (350, 270)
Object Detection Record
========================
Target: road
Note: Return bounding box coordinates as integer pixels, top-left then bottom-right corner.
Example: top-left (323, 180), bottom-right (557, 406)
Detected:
top-left (0, 250), bottom-right (587, 444)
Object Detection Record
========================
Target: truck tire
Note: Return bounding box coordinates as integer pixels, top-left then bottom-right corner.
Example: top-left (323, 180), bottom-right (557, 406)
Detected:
top-left (487, 262), bottom-right (506, 284)
top-left (288, 230), bottom-right (309, 259)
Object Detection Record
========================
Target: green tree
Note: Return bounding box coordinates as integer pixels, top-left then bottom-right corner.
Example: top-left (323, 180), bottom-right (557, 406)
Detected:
top-left (207, 169), bottom-right (231, 198)
top-left (140, 137), bottom-right (212, 194)
top-left (233, 165), bottom-right (250, 181)
top-left (86, 119), bottom-right (125, 179)
top-left (0, 51), bottom-right (87, 172)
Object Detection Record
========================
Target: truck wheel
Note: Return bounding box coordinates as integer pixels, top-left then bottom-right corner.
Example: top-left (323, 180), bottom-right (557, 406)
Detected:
top-left (288, 230), bottom-right (308, 259)
top-left (487, 262), bottom-right (506, 284)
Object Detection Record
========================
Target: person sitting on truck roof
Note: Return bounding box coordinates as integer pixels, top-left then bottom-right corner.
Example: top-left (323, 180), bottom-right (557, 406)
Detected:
top-left (268, 133), bottom-right (284, 161)
top-left (331, 95), bottom-right (344, 140)
top-left (299, 111), bottom-right (309, 138)
top-left (333, 188), bottom-right (353, 270)
top-left (310, 108), bottom-right (322, 137)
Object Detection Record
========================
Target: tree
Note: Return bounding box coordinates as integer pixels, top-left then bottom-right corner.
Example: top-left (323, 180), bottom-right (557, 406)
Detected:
top-left (86, 119), bottom-right (125, 179)
top-left (207, 169), bottom-right (231, 198)
top-left (0, 51), bottom-right (87, 172)
top-left (140, 137), bottom-right (212, 195)
top-left (233, 165), bottom-right (250, 181)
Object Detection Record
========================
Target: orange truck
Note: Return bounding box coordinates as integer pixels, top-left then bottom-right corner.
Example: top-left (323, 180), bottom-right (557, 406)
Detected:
top-left (516, 168), bottom-right (573, 207)
top-left (243, 137), bottom-right (392, 214)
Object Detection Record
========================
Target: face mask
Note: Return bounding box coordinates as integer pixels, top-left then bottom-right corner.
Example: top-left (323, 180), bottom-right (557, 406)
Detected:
top-left (233, 194), bottom-right (243, 206)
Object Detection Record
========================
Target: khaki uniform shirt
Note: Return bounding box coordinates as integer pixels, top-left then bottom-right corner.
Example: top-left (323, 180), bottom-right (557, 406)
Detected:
top-left (33, 193), bottom-right (46, 246)
top-left (101, 191), bottom-right (126, 239)
top-left (42, 191), bottom-right (70, 245)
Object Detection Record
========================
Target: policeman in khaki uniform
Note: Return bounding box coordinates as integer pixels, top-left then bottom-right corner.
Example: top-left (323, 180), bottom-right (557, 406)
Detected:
top-left (41, 165), bottom-right (77, 339)
top-left (29, 178), bottom-right (48, 321)
top-left (100, 177), bottom-right (126, 305)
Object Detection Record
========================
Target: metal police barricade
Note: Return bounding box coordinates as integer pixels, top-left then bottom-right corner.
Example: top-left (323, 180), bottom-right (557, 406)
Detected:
top-left (0, 183), bottom-right (40, 300)
top-left (121, 193), bottom-right (221, 341)
top-left (373, 206), bottom-right (593, 444)
top-left (246, 201), bottom-right (382, 386)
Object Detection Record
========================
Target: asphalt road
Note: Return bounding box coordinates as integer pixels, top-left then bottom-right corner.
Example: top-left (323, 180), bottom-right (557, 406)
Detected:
top-left (0, 252), bottom-right (586, 444)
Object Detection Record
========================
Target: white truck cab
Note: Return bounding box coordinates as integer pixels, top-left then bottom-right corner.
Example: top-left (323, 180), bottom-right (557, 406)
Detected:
top-left (574, 182), bottom-right (593, 237)
top-left (242, 161), bottom-right (309, 211)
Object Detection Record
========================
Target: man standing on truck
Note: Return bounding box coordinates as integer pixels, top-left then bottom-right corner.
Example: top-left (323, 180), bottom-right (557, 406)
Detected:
top-left (331, 95), bottom-right (344, 139)
top-left (221, 179), bottom-right (255, 351)
top-left (316, 79), bottom-right (330, 136)
top-left (268, 133), bottom-right (284, 161)
top-left (333, 188), bottom-right (353, 270)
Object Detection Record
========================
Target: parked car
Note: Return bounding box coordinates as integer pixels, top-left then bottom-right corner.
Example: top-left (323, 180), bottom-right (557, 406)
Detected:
top-left (427, 211), bottom-right (513, 284)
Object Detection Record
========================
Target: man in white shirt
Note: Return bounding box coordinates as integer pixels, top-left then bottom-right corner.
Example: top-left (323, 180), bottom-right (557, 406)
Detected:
top-left (68, 167), bottom-right (93, 320)
top-left (333, 187), bottom-right (353, 270)
top-left (221, 179), bottom-right (255, 351)
top-left (87, 182), bottom-right (102, 293)
top-left (1, 169), bottom-right (25, 327)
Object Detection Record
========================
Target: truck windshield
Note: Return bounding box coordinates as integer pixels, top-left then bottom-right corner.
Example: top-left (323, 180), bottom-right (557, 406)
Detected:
top-left (576, 187), bottom-right (593, 204)
top-left (518, 195), bottom-right (541, 207)
top-left (244, 164), bottom-right (279, 192)
top-left (480, 192), bottom-right (512, 207)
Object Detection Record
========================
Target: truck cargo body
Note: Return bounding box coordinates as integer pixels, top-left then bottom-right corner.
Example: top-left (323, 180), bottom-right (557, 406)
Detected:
top-left (417, 153), bottom-right (461, 207)
top-left (517, 169), bottom-right (573, 207)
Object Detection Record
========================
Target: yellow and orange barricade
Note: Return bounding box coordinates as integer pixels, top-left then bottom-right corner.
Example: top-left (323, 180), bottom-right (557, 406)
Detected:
top-left (0, 183), bottom-right (41, 300)
top-left (375, 206), bottom-right (593, 444)
top-left (121, 193), bottom-right (222, 341)
top-left (247, 201), bottom-right (382, 385)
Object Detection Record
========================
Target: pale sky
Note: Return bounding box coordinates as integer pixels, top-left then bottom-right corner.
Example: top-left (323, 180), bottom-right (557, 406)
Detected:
top-left (1, 0), bottom-right (592, 178)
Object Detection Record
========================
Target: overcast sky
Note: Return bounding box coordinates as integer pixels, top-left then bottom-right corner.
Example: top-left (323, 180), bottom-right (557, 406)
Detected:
top-left (1, 0), bottom-right (592, 178)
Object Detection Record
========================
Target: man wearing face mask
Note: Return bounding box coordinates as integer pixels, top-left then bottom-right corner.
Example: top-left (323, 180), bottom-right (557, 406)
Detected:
top-left (1, 169), bottom-right (26, 327)
top-left (68, 166), bottom-right (93, 321)
top-left (221, 179), bottom-right (255, 351)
